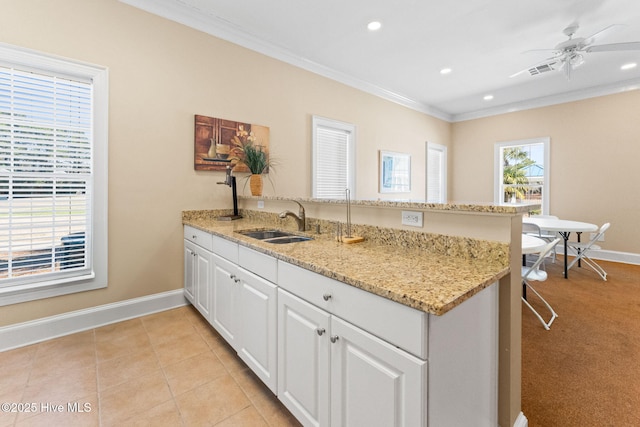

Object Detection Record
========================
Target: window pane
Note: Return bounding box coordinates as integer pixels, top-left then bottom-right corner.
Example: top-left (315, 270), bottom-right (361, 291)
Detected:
top-left (0, 65), bottom-right (92, 286)
top-left (497, 139), bottom-right (548, 214)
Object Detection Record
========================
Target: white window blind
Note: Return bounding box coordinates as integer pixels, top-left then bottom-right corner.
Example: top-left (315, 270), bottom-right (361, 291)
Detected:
top-left (312, 116), bottom-right (355, 199)
top-left (426, 142), bottom-right (447, 203)
top-left (0, 66), bottom-right (93, 286)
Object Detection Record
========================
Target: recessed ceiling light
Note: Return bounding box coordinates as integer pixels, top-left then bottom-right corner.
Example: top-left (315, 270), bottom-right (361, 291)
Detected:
top-left (440, 68), bottom-right (452, 75)
top-left (483, 95), bottom-right (494, 101)
top-left (367, 21), bottom-right (382, 31)
top-left (621, 62), bottom-right (637, 71)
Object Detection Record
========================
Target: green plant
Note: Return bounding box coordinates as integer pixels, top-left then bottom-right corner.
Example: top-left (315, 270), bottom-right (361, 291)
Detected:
top-left (229, 131), bottom-right (275, 174)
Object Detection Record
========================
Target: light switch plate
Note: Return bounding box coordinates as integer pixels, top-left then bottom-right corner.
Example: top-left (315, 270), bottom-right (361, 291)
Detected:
top-left (401, 211), bottom-right (423, 227)
top-left (257, 200), bottom-right (265, 209)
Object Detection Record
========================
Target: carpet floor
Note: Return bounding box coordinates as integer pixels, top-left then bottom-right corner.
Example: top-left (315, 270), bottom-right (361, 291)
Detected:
top-left (522, 257), bottom-right (640, 426)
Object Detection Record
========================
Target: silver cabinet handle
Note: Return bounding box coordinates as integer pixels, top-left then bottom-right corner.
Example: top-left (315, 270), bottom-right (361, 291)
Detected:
top-left (322, 293), bottom-right (332, 301)
top-left (192, 235), bottom-right (197, 239)
top-left (234, 278), bottom-right (240, 283)
top-left (230, 274), bottom-right (236, 279)
top-left (330, 335), bottom-right (339, 343)
top-left (316, 328), bottom-right (326, 336)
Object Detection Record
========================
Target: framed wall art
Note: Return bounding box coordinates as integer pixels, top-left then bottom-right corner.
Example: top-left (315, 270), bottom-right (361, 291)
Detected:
top-left (379, 150), bottom-right (411, 193)
top-left (194, 115), bottom-right (270, 172)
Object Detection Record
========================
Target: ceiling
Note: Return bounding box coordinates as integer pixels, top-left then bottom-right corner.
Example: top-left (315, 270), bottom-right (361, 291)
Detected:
top-left (122, 0), bottom-right (640, 122)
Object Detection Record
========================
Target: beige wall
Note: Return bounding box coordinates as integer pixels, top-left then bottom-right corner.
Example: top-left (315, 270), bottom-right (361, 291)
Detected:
top-left (451, 90), bottom-right (640, 254)
top-left (0, 0), bottom-right (450, 326)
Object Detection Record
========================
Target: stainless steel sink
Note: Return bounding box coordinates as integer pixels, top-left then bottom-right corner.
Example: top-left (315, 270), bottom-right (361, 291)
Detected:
top-left (236, 229), bottom-right (313, 244)
top-left (265, 236), bottom-right (313, 244)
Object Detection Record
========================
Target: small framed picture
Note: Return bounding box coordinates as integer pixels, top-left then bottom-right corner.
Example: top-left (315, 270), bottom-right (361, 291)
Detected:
top-left (379, 150), bottom-right (411, 193)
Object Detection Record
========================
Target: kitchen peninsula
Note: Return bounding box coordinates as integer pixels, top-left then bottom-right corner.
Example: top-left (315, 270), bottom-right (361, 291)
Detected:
top-left (183, 197), bottom-right (534, 427)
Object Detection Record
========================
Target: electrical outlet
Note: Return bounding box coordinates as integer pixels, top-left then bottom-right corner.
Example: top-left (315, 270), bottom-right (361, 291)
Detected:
top-left (401, 211), bottom-right (423, 227)
top-left (589, 232), bottom-right (604, 242)
top-left (257, 200), bottom-right (265, 209)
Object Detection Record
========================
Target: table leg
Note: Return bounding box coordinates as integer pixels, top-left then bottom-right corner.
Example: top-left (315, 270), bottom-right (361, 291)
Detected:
top-left (576, 232), bottom-right (582, 267)
top-left (559, 232), bottom-right (570, 279)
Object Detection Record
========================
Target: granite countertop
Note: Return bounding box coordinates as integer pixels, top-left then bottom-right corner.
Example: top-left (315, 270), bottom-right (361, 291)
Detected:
top-left (183, 212), bottom-right (510, 316)
top-left (239, 195), bottom-right (538, 214)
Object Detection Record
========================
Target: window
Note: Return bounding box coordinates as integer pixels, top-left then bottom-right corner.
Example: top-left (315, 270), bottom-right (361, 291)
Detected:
top-left (0, 43), bottom-right (108, 306)
top-left (426, 142), bottom-right (447, 203)
top-left (311, 116), bottom-right (356, 199)
top-left (494, 137), bottom-right (549, 214)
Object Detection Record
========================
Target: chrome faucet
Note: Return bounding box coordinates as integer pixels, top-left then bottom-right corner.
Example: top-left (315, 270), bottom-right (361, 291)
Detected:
top-left (278, 201), bottom-right (306, 231)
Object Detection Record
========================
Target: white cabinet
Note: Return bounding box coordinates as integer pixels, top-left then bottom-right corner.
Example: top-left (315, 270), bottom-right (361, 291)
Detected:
top-left (211, 253), bottom-right (240, 349)
top-left (330, 316), bottom-right (426, 427)
top-left (277, 260), bottom-right (498, 427)
top-left (237, 267), bottom-right (278, 393)
top-left (277, 288), bottom-right (426, 427)
top-left (209, 240), bottom-right (279, 393)
top-left (184, 226), bottom-right (213, 320)
top-left (278, 288), bottom-right (331, 427)
top-left (184, 226), bottom-right (498, 427)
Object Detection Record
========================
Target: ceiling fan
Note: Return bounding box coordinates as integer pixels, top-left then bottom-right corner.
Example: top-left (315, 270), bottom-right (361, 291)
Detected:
top-left (511, 23), bottom-right (640, 80)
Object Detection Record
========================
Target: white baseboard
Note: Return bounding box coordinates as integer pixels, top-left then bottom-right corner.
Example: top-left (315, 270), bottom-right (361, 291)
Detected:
top-left (556, 247), bottom-right (640, 265)
top-left (512, 411), bottom-right (528, 427)
top-left (0, 289), bottom-right (189, 352)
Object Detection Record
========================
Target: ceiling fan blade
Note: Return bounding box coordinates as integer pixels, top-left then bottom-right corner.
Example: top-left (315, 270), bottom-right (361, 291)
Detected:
top-left (587, 41), bottom-right (640, 52)
top-left (583, 24), bottom-right (621, 45)
top-left (523, 48), bottom-right (560, 55)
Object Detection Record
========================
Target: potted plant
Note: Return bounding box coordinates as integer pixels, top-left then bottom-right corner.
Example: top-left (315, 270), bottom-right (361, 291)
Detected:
top-left (229, 128), bottom-right (274, 196)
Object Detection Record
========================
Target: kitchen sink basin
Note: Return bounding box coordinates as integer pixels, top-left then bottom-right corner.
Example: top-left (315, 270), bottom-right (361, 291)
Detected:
top-left (236, 229), bottom-right (313, 244)
top-left (265, 236), bottom-right (313, 244)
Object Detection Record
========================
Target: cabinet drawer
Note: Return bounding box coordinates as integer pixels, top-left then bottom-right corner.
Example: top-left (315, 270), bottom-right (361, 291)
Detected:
top-left (278, 261), bottom-right (428, 359)
top-left (212, 235), bottom-right (238, 263)
top-left (239, 246), bottom-right (278, 283)
top-left (184, 225), bottom-right (213, 251)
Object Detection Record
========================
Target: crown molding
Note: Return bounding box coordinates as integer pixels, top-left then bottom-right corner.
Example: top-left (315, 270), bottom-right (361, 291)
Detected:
top-left (119, 0), bottom-right (452, 122)
top-left (120, 0), bottom-right (639, 124)
top-left (451, 78), bottom-right (640, 122)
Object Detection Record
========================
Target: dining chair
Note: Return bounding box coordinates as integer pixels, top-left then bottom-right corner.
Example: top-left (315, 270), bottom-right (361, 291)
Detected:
top-left (529, 215), bottom-right (559, 262)
top-left (522, 222), bottom-right (555, 267)
top-left (522, 238), bottom-right (562, 330)
top-left (566, 223), bottom-right (610, 281)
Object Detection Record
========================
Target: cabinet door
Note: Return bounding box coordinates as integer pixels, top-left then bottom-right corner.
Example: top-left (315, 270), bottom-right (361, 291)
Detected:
top-left (211, 253), bottom-right (240, 350)
top-left (194, 247), bottom-right (212, 320)
top-left (237, 267), bottom-right (278, 393)
top-left (183, 240), bottom-right (196, 304)
top-left (278, 289), bottom-right (330, 427)
top-left (330, 316), bottom-right (427, 427)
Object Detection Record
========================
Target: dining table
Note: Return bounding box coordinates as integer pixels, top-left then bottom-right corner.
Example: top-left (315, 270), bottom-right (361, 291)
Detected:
top-left (523, 217), bottom-right (598, 279)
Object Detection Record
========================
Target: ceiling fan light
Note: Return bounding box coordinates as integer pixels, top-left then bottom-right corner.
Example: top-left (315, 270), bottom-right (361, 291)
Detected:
top-left (621, 62), bottom-right (637, 71)
top-left (367, 21), bottom-right (382, 31)
top-left (569, 53), bottom-right (585, 67)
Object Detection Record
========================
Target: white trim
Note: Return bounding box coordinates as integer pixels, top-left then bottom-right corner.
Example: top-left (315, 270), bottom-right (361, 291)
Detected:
top-left (0, 43), bottom-right (109, 306)
top-left (452, 78), bottom-right (640, 123)
top-left (118, 0), bottom-right (452, 122)
top-left (0, 290), bottom-right (188, 352)
top-left (426, 142), bottom-right (448, 203)
top-left (494, 138), bottom-right (550, 215)
top-left (556, 247), bottom-right (640, 266)
top-left (119, 1), bottom-right (640, 123)
top-left (311, 115), bottom-right (356, 199)
top-left (513, 411), bottom-right (529, 427)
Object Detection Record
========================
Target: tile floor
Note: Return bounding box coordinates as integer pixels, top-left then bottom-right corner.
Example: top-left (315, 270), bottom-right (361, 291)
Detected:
top-left (0, 305), bottom-right (302, 426)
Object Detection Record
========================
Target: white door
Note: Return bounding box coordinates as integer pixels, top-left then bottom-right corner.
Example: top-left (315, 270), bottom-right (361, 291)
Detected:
top-left (183, 240), bottom-right (196, 304)
top-left (194, 248), bottom-right (212, 320)
top-left (277, 289), bottom-right (330, 427)
top-left (237, 267), bottom-right (278, 393)
top-left (211, 253), bottom-right (239, 350)
top-left (330, 316), bottom-right (427, 427)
